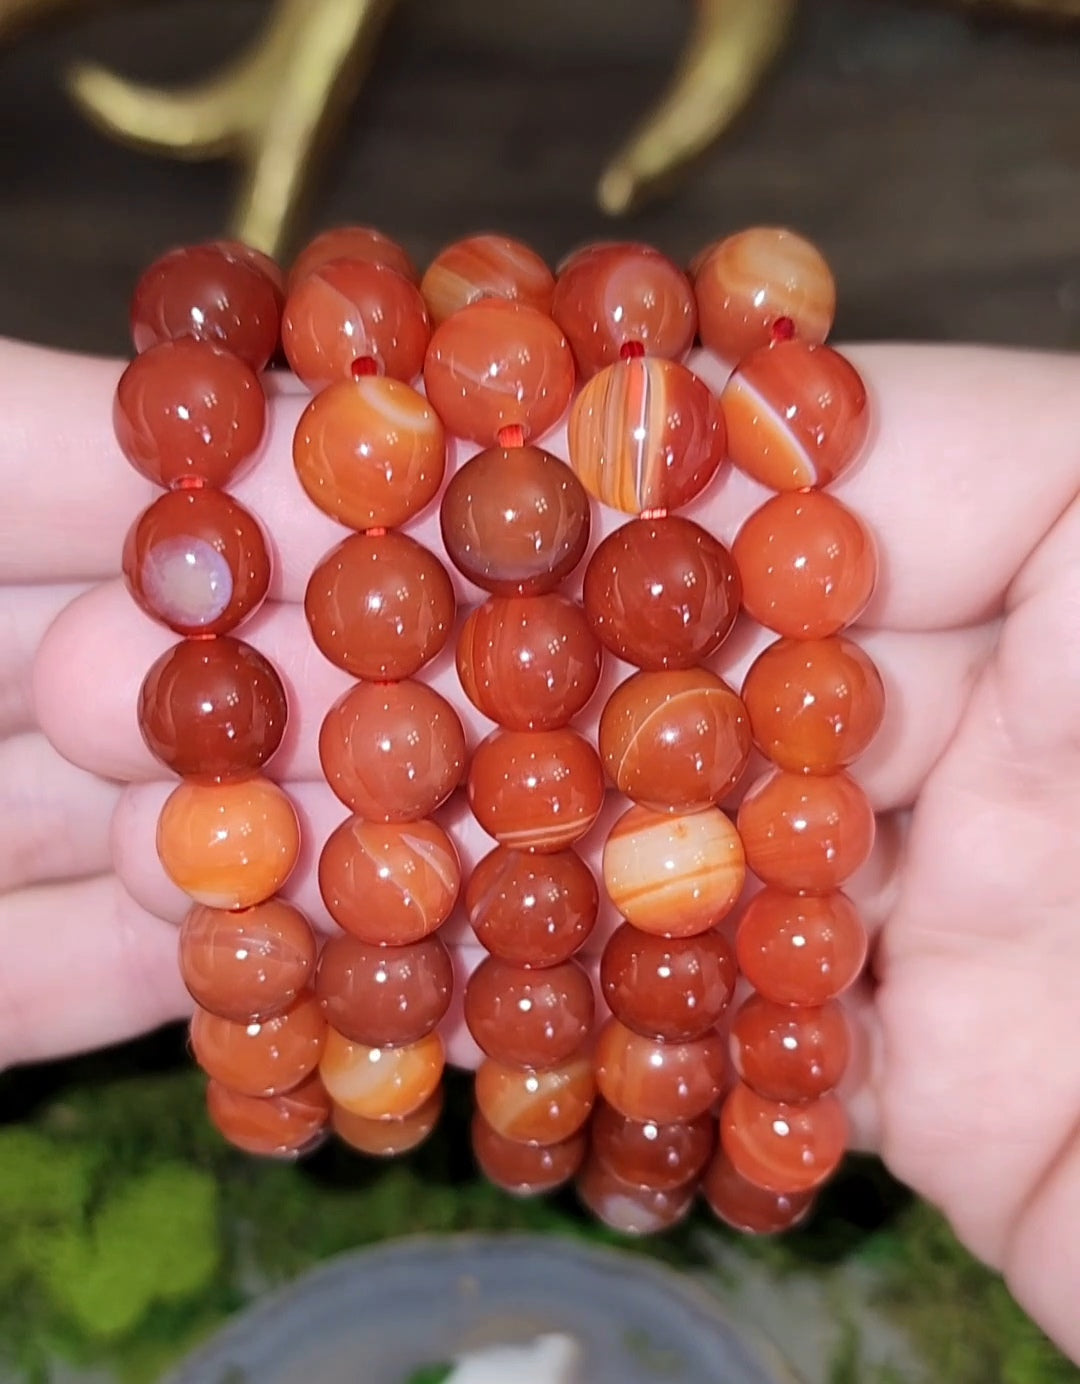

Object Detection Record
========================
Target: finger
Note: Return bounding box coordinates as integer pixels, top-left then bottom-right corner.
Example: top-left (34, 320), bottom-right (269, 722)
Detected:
top-left (0, 583), bottom-right (89, 736)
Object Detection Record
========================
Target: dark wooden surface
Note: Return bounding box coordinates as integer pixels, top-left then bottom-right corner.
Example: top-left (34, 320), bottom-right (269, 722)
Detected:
top-left (2, 0), bottom-right (1080, 354)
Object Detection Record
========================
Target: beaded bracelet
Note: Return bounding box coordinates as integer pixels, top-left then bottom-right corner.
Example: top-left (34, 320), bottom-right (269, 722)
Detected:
top-left (113, 224), bottom-right (878, 1237)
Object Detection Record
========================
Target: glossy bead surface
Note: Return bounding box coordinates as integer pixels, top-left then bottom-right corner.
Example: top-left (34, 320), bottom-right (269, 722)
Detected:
top-left (692, 228), bottom-right (835, 364)
top-left (592, 1100), bottom-right (713, 1192)
top-left (332, 1088), bottom-right (444, 1157)
top-left (457, 595), bottom-right (602, 732)
top-left (139, 636), bottom-right (287, 782)
top-left (440, 445), bottom-right (590, 596)
top-left (474, 1055), bottom-right (595, 1145)
top-left (158, 777), bottom-right (299, 909)
top-left (721, 1083), bottom-right (847, 1195)
top-left (730, 995), bottom-right (850, 1103)
top-left (467, 729), bottom-right (605, 852)
top-left (733, 492), bottom-right (876, 639)
top-left (702, 1149), bottom-right (814, 1234)
top-left (598, 668), bottom-right (750, 812)
top-left (207, 1074), bottom-right (329, 1158)
top-left (594, 1018), bottom-right (726, 1124)
top-left (742, 636), bottom-right (885, 774)
top-left (576, 1157), bottom-right (695, 1236)
top-left (421, 234), bottom-right (555, 325)
top-left (305, 531), bottom-right (454, 680)
top-left (602, 804), bottom-right (745, 937)
top-left (464, 957), bottom-right (594, 1067)
top-left (179, 899), bottom-right (316, 1022)
top-left (583, 517), bottom-right (739, 670)
top-left (315, 933), bottom-right (453, 1047)
top-left (114, 339), bottom-right (266, 489)
top-left (567, 357), bottom-right (725, 514)
top-left (319, 1027), bottom-right (444, 1119)
top-left (318, 817), bottom-right (460, 944)
top-left (466, 846), bottom-right (598, 966)
top-left (293, 377), bottom-right (445, 529)
top-left (423, 300), bottom-right (575, 444)
top-left (190, 993), bottom-right (325, 1098)
top-left (210, 240), bottom-right (285, 297)
top-left (288, 225), bottom-right (418, 288)
top-left (471, 1113), bottom-right (585, 1196)
top-left (600, 923), bottom-right (735, 1041)
top-left (737, 769), bottom-right (874, 893)
top-left (736, 889), bottom-right (867, 1006)
top-left (123, 488), bottom-right (270, 637)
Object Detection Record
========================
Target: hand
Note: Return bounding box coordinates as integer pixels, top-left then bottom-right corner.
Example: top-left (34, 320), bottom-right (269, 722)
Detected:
top-left (3, 337), bottom-right (1079, 1360)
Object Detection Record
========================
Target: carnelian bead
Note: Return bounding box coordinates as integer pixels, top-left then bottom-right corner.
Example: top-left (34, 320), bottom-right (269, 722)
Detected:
top-left (423, 300), bottom-right (575, 445)
top-left (721, 340), bottom-right (869, 491)
top-left (592, 1101), bottom-right (714, 1191)
top-left (131, 244), bottom-right (281, 371)
top-left (742, 636), bottom-right (885, 774)
top-left (206, 1074), bottom-right (329, 1158)
top-left (736, 889), bottom-right (867, 1006)
top-left (471, 1112), bottom-right (585, 1196)
top-left (600, 923), bottom-right (735, 1041)
top-left (319, 680), bottom-right (465, 821)
top-left (567, 357), bottom-right (725, 514)
top-left (318, 816), bottom-right (460, 945)
top-left (190, 993), bottom-right (325, 1098)
top-left (738, 769), bottom-right (874, 893)
top-left (288, 225), bottom-right (418, 289)
top-left (305, 531), bottom-right (454, 680)
top-left (293, 377), bottom-right (445, 529)
top-left (464, 957), bottom-right (594, 1067)
top-left (576, 1156), bottom-right (696, 1236)
top-left (139, 636), bottom-right (287, 782)
top-left (315, 932), bottom-right (453, 1048)
top-left (594, 1017), bottom-right (726, 1124)
top-left (467, 728), bottom-right (605, 852)
top-left (602, 804), bottom-right (745, 937)
top-left (123, 488), bottom-right (270, 637)
top-left (474, 1055), bottom-right (595, 1145)
top-left (466, 846), bottom-right (598, 967)
top-left (332, 1088), bottom-right (444, 1157)
top-left (114, 339), bottom-right (266, 489)
top-left (598, 668), bottom-right (750, 812)
top-left (457, 595), bottom-right (601, 732)
top-left (157, 777), bottom-right (299, 909)
top-left (583, 516), bottom-right (740, 670)
top-left (209, 240), bottom-right (285, 297)
top-left (730, 995), bottom-right (850, 1103)
top-left (733, 492), bottom-right (876, 640)
top-left (439, 445), bottom-right (590, 595)
top-left (421, 234), bottom-right (555, 325)
top-left (702, 1148), bottom-right (814, 1234)
top-left (319, 1027), bottom-right (444, 1119)
top-left (179, 899), bottom-right (316, 1022)
top-left (692, 228), bottom-right (835, 364)
top-left (552, 242), bottom-right (696, 378)
top-left (721, 1083), bottom-right (847, 1195)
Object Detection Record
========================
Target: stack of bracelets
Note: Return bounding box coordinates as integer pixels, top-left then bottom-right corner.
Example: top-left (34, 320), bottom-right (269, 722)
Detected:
top-left (113, 224), bottom-right (879, 1236)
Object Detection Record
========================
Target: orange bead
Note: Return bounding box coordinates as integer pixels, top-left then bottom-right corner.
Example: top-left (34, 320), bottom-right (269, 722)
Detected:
top-left (474, 1054), bottom-right (595, 1145)
top-left (730, 995), bottom-right (850, 1102)
top-left (314, 932), bottom-right (453, 1048)
top-left (471, 1112), bottom-right (586, 1196)
top-left (423, 300), bottom-right (575, 445)
top-left (421, 233), bottom-right (555, 325)
top-left (599, 923), bottom-right (735, 1041)
top-left (737, 768), bottom-right (874, 893)
top-left (293, 377), bottom-right (445, 530)
top-left (179, 899), bottom-right (316, 1021)
top-left (157, 777), bottom-right (299, 909)
top-left (567, 357), bottom-right (725, 514)
top-left (736, 889), bottom-right (867, 1006)
top-left (332, 1087), bottom-right (444, 1157)
top-left (467, 729), bottom-right (605, 853)
top-left (288, 225), bottom-right (418, 289)
top-left (702, 1148), bottom-right (814, 1234)
top-left (591, 1100), bottom-right (714, 1192)
top-left (190, 992), bottom-right (326, 1097)
top-left (575, 1155), bottom-right (696, 1236)
top-left (466, 846), bottom-right (598, 967)
top-left (319, 1027), bottom-right (444, 1119)
top-left (206, 1073), bottom-right (329, 1158)
top-left (464, 957), bottom-right (594, 1068)
top-left (720, 1082), bottom-right (847, 1195)
top-left (209, 239), bottom-right (286, 298)
top-left (594, 1017), bottom-right (726, 1124)
top-left (602, 804), bottom-right (745, 937)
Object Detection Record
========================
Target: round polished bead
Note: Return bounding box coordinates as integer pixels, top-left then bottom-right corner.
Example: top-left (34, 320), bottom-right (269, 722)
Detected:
top-left (179, 899), bottom-right (316, 1022)
top-left (567, 357), bottom-right (725, 514)
top-left (457, 595), bottom-right (602, 732)
top-left (288, 225), bottom-right (418, 289)
top-left (737, 769), bottom-right (875, 893)
top-left (552, 242), bottom-right (696, 377)
top-left (583, 517), bottom-right (740, 670)
top-left (702, 1148), bottom-right (814, 1234)
top-left (742, 636), bottom-right (886, 774)
top-left (158, 777), bottom-right (299, 909)
top-left (721, 340), bottom-right (869, 491)
top-left (576, 1155), bottom-right (695, 1236)
top-left (594, 1017), bottom-right (726, 1124)
top-left (319, 1027), bottom-right (445, 1119)
top-left (139, 636), bottom-right (287, 782)
top-left (207, 1074), bottom-right (329, 1158)
top-left (730, 995), bottom-right (850, 1103)
top-left (598, 669), bottom-right (750, 812)
top-left (592, 1100), bottom-right (713, 1192)
top-left (315, 932), bottom-right (453, 1048)
top-left (423, 300), bottom-right (575, 445)
top-left (440, 445), bottom-right (590, 596)
top-left (720, 1082), bottom-right (847, 1195)
top-left (602, 804), bottom-right (745, 937)
top-left (464, 957), bottom-right (594, 1067)
top-left (471, 1112), bottom-right (586, 1196)
top-left (467, 729), bottom-right (605, 852)
top-left (600, 923), bottom-right (735, 1041)
top-left (305, 531), bottom-right (454, 680)
top-left (474, 1055), bottom-right (595, 1145)
top-left (293, 377), bottom-right (445, 530)
top-left (190, 993), bottom-right (325, 1098)
top-left (332, 1087), bottom-right (444, 1157)
top-left (114, 339), bottom-right (266, 489)
top-left (318, 816), bottom-right (460, 945)
top-left (736, 889), bottom-right (867, 1006)
top-left (319, 680), bottom-right (465, 822)
top-left (123, 488), bottom-right (270, 637)
top-left (209, 240), bottom-right (285, 297)
top-left (733, 492), bottom-right (876, 640)
top-left (131, 244), bottom-right (281, 370)
top-left (692, 228), bottom-right (835, 364)
top-left (421, 234), bottom-right (555, 325)
top-left (466, 846), bottom-right (598, 966)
